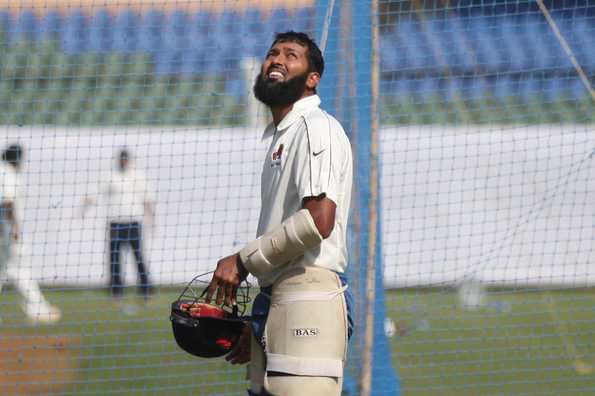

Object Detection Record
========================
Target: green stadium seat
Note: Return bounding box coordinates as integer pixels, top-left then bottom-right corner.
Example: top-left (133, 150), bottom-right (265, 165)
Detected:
top-left (104, 53), bottom-right (129, 89)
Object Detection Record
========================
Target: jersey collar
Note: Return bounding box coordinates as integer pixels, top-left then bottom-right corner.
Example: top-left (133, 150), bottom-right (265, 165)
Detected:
top-left (267, 94), bottom-right (321, 135)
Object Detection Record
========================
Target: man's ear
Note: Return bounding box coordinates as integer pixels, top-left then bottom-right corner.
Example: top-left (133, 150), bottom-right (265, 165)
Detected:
top-left (306, 72), bottom-right (321, 90)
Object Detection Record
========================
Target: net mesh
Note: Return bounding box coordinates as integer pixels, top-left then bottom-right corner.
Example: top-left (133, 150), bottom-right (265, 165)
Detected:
top-left (0, 1), bottom-right (593, 395)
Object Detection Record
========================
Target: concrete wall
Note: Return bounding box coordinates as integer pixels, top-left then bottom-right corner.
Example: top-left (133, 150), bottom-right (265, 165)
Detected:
top-left (2, 125), bottom-right (593, 288)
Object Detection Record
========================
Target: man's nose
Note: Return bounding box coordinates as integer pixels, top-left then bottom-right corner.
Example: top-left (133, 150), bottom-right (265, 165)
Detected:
top-left (269, 53), bottom-right (285, 64)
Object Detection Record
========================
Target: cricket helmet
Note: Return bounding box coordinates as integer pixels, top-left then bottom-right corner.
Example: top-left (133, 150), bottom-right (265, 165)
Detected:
top-left (170, 272), bottom-right (250, 358)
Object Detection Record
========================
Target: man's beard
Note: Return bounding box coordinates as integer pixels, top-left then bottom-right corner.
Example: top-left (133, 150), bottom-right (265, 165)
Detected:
top-left (253, 70), bottom-right (309, 107)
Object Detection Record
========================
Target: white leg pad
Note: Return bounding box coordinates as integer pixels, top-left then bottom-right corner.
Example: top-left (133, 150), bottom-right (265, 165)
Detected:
top-left (264, 266), bottom-right (348, 378)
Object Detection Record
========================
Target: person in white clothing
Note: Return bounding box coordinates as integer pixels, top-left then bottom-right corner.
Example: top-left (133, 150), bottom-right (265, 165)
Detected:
top-left (82, 149), bottom-right (154, 299)
top-left (206, 31), bottom-right (354, 396)
top-left (0, 144), bottom-right (62, 325)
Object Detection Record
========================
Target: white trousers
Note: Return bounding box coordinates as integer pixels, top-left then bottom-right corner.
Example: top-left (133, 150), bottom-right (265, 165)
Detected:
top-left (0, 240), bottom-right (51, 312)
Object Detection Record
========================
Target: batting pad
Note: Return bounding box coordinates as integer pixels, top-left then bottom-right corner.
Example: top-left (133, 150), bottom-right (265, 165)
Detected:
top-left (264, 266), bottom-right (348, 379)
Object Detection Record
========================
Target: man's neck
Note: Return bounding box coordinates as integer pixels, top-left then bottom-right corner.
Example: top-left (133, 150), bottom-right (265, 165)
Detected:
top-left (270, 92), bottom-right (315, 127)
top-left (270, 105), bottom-right (293, 127)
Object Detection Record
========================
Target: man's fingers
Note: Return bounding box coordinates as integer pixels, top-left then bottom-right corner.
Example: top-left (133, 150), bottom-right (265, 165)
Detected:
top-left (215, 283), bottom-right (225, 305)
top-left (224, 284), bottom-right (236, 307)
top-left (205, 280), bottom-right (218, 303)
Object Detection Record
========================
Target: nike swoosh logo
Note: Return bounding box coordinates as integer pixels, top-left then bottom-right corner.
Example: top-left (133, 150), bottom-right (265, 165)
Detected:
top-left (312, 149), bottom-right (326, 157)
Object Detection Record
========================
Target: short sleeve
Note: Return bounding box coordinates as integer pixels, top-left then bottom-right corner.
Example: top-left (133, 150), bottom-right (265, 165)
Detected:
top-left (1, 170), bottom-right (18, 202)
top-left (137, 171), bottom-right (153, 202)
top-left (293, 115), bottom-right (341, 205)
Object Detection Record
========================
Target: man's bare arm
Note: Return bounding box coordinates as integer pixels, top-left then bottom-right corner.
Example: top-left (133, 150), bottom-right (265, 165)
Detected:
top-left (302, 194), bottom-right (336, 239)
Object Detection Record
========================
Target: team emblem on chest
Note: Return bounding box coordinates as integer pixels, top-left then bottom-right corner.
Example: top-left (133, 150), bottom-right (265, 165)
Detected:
top-left (271, 144), bottom-right (284, 167)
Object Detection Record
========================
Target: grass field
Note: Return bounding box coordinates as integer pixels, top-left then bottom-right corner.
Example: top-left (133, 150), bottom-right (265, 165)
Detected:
top-left (1, 287), bottom-right (594, 395)
top-left (388, 288), bottom-right (595, 396)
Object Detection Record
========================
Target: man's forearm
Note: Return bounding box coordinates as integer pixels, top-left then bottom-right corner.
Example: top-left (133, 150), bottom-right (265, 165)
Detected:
top-left (238, 209), bottom-right (323, 278)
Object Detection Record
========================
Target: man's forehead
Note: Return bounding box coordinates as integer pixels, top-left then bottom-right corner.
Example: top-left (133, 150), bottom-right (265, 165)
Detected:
top-left (270, 40), bottom-right (308, 53)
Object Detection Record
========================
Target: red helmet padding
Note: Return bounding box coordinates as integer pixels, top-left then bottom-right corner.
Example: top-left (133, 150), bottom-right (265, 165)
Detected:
top-left (170, 300), bottom-right (245, 358)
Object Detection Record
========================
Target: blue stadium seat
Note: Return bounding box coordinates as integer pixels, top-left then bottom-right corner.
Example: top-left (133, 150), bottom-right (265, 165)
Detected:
top-left (88, 9), bottom-right (113, 53)
top-left (467, 77), bottom-right (488, 101)
top-left (445, 77), bottom-right (466, 101)
top-left (214, 10), bottom-right (242, 57)
top-left (0, 10), bottom-right (11, 40)
top-left (225, 76), bottom-right (245, 98)
top-left (38, 10), bottom-right (62, 42)
top-left (217, 9), bottom-right (241, 36)
top-left (445, 16), bottom-right (476, 70)
top-left (415, 77), bottom-right (441, 102)
top-left (187, 10), bottom-right (212, 52)
top-left (572, 18), bottom-right (595, 70)
top-left (394, 19), bottom-right (435, 71)
top-left (491, 75), bottom-right (515, 100)
top-left (180, 45), bottom-right (217, 75)
top-left (517, 75), bottom-right (541, 102)
top-left (466, 16), bottom-right (505, 71)
top-left (62, 9), bottom-right (88, 54)
top-left (423, 17), bottom-right (474, 71)
top-left (294, 7), bottom-right (315, 33)
top-left (499, 17), bottom-right (531, 71)
top-left (13, 10), bottom-right (37, 42)
top-left (163, 10), bottom-right (189, 51)
top-left (265, 8), bottom-right (290, 42)
top-left (155, 47), bottom-right (182, 75)
top-left (243, 7), bottom-right (263, 33)
top-left (379, 31), bottom-right (403, 73)
top-left (385, 78), bottom-right (417, 98)
top-left (113, 10), bottom-right (139, 53)
top-left (521, 18), bottom-right (569, 70)
top-left (569, 77), bottom-right (588, 100)
top-left (543, 77), bottom-right (574, 101)
top-left (187, 10), bottom-right (238, 70)
top-left (138, 9), bottom-right (165, 54)
top-left (241, 8), bottom-right (267, 58)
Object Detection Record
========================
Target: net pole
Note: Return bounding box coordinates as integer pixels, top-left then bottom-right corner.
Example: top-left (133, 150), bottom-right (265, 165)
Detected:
top-left (319, 0), bottom-right (336, 55)
top-left (536, 0), bottom-right (595, 102)
top-left (360, 0), bottom-right (380, 393)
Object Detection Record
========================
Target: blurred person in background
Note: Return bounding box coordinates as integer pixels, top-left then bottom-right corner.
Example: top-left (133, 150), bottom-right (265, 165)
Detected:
top-left (0, 143), bottom-right (62, 325)
top-left (82, 148), bottom-right (155, 304)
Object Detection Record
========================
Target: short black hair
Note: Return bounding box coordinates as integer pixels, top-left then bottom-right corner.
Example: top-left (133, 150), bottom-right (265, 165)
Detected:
top-left (271, 31), bottom-right (324, 77)
top-left (119, 149), bottom-right (129, 160)
top-left (2, 144), bottom-right (23, 167)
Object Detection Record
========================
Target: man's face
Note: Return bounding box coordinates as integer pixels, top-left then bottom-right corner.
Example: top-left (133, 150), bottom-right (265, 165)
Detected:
top-left (119, 157), bottom-right (129, 171)
top-left (253, 40), bottom-right (319, 107)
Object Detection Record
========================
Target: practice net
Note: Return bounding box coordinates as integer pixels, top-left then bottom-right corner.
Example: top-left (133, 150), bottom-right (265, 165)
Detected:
top-left (0, 0), bottom-right (593, 395)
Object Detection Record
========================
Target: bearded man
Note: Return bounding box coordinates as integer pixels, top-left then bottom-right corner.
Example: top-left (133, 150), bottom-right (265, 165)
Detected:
top-left (207, 31), bottom-right (354, 396)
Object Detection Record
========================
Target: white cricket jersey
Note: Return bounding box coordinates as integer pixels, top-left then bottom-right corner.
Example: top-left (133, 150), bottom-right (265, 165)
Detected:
top-left (103, 168), bottom-right (152, 222)
top-left (256, 94), bottom-right (353, 287)
top-left (0, 162), bottom-right (22, 223)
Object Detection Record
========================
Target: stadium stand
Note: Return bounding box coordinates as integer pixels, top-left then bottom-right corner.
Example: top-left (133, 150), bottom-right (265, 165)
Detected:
top-left (0, 6), bottom-right (592, 125)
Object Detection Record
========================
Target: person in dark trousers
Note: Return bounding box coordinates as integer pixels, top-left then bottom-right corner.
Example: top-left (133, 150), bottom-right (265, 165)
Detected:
top-left (82, 149), bottom-right (155, 300)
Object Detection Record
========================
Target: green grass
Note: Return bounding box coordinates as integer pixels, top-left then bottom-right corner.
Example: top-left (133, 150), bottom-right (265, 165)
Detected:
top-left (387, 288), bottom-right (595, 396)
top-left (0, 288), bottom-right (247, 396)
top-left (1, 287), bottom-right (594, 395)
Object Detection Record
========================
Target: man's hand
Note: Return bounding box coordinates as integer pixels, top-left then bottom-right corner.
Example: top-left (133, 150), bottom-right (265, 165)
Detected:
top-left (225, 322), bottom-right (252, 365)
top-left (10, 223), bottom-right (19, 241)
top-left (206, 253), bottom-right (249, 307)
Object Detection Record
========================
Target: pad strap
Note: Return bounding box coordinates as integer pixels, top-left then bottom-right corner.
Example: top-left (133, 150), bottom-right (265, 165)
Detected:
top-left (271, 285), bottom-right (348, 304)
top-left (266, 353), bottom-right (343, 377)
